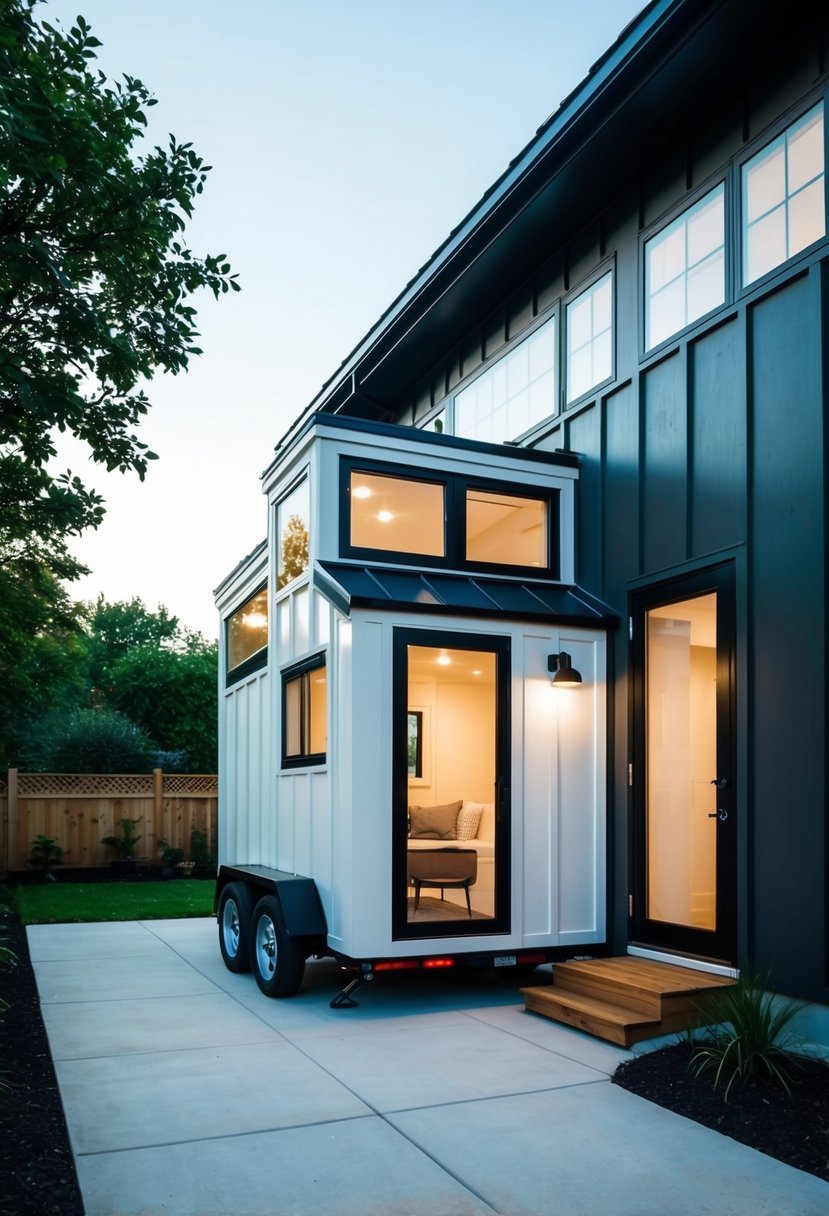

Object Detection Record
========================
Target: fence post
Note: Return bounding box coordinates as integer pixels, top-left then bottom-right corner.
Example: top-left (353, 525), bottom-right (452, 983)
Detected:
top-left (153, 768), bottom-right (163, 853)
top-left (7, 768), bottom-right (18, 873)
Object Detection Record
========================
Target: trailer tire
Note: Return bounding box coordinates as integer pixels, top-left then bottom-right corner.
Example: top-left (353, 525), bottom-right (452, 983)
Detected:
top-left (217, 882), bottom-right (254, 973)
top-left (249, 895), bottom-right (306, 997)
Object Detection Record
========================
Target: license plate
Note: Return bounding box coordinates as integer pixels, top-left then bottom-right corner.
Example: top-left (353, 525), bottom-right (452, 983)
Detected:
top-left (493, 955), bottom-right (517, 967)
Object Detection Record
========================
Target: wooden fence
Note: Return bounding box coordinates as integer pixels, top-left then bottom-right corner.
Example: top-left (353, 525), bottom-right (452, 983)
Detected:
top-left (0, 770), bottom-right (218, 873)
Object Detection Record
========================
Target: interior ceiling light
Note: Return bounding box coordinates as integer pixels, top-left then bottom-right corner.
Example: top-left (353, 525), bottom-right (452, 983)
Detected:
top-left (436, 653), bottom-right (452, 666)
top-left (352, 485), bottom-right (372, 499)
top-left (377, 509), bottom-right (394, 523)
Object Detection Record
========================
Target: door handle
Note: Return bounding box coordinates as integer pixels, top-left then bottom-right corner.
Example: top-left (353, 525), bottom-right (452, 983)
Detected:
top-left (710, 778), bottom-right (728, 789)
top-left (707, 808), bottom-right (729, 822)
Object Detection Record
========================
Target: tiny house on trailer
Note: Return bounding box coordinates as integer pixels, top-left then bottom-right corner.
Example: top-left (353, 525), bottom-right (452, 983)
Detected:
top-left (214, 413), bottom-right (615, 1001)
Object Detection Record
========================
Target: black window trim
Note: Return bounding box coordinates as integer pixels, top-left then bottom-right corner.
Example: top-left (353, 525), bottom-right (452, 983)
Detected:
top-left (281, 651), bottom-right (327, 770)
top-left (225, 582), bottom-right (268, 688)
top-left (339, 456), bottom-right (560, 580)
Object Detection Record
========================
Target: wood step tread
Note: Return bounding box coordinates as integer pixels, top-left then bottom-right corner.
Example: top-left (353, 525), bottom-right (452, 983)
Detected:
top-left (521, 985), bottom-right (658, 1030)
top-left (553, 956), bottom-right (734, 997)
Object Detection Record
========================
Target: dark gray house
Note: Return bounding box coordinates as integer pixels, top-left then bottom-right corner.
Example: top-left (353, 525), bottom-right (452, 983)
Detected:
top-left (217, 0), bottom-right (826, 1033)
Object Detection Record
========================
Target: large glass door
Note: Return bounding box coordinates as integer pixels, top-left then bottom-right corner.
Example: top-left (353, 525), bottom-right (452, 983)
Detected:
top-left (392, 628), bottom-right (511, 940)
top-left (631, 565), bottom-right (736, 962)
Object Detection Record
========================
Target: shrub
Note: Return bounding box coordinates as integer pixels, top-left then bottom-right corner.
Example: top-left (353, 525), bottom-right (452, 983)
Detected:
top-left (101, 817), bottom-right (142, 860)
top-left (689, 968), bottom-right (805, 1099)
top-left (28, 834), bottom-right (65, 880)
top-left (19, 707), bottom-right (155, 772)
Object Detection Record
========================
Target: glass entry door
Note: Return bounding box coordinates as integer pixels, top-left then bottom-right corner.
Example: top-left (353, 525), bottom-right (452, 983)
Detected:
top-left (631, 565), bottom-right (736, 962)
top-left (392, 628), bottom-right (510, 940)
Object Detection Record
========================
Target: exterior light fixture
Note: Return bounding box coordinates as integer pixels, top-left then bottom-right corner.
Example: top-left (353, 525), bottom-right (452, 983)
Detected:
top-left (548, 651), bottom-right (582, 687)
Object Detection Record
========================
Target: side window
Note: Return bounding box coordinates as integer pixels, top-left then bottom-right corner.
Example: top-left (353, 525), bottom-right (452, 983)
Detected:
top-left (226, 586), bottom-right (268, 685)
top-left (282, 654), bottom-right (327, 768)
top-left (566, 271), bottom-right (613, 404)
top-left (454, 314), bottom-right (557, 443)
top-left (743, 102), bottom-right (825, 286)
top-left (645, 183), bottom-right (725, 350)
top-left (348, 469), bottom-right (445, 557)
top-left (277, 477), bottom-right (310, 590)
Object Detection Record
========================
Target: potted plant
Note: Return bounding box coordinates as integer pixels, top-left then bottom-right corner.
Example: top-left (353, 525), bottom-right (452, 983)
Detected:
top-left (158, 837), bottom-right (184, 879)
top-left (101, 817), bottom-right (142, 875)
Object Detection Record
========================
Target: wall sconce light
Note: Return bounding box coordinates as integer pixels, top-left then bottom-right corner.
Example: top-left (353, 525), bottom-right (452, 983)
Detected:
top-left (548, 651), bottom-right (582, 687)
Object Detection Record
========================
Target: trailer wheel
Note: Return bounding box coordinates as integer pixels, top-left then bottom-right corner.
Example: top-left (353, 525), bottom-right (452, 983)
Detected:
top-left (249, 895), bottom-right (306, 997)
top-left (217, 882), bottom-right (254, 973)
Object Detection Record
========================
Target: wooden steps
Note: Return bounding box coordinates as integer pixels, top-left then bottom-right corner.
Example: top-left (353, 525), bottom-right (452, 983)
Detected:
top-left (522, 956), bottom-right (735, 1048)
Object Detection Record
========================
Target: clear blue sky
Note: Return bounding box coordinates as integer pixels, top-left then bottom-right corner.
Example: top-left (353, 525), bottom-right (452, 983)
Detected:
top-left (46, 0), bottom-right (645, 637)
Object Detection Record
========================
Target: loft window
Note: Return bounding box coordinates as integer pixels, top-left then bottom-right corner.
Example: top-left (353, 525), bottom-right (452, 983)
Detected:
top-left (455, 315), bottom-right (557, 443)
top-left (226, 586), bottom-right (268, 685)
top-left (645, 184), bottom-right (725, 350)
top-left (465, 489), bottom-right (548, 568)
top-left (282, 653), bottom-right (327, 768)
top-left (743, 102), bottom-right (825, 286)
top-left (341, 459), bottom-right (558, 576)
top-left (277, 477), bottom-right (310, 590)
top-left (349, 469), bottom-right (445, 557)
top-left (566, 271), bottom-right (613, 403)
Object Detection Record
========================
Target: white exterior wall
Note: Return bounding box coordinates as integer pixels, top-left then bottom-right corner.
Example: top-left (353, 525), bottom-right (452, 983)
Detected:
top-left (218, 420), bottom-right (607, 963)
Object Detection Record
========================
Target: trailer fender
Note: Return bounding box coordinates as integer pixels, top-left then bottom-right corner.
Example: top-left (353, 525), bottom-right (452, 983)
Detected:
top-left (217, 866), bottom-right (327, 940)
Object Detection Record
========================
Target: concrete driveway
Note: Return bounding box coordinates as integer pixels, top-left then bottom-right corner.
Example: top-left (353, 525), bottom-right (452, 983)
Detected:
top-left (28, 918), bottom-right (829, 1216)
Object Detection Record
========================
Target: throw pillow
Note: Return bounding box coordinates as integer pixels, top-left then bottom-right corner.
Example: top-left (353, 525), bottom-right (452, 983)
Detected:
top-left (456, 801), bottom-right (484, 841)
top-left (408, 800), bottom-right (462, 839)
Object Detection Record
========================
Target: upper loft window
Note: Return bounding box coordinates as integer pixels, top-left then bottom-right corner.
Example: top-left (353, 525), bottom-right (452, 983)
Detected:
top-left (342, 459), bottom-right (558, 577)
top-left (226, 585), bottom-right (268, 685)
top-left (455, 315), bottom-right (557, 443)
top-left (277, 477), bottom-right (310, 590)
top-left (645, 184), bottom-right (725, 350)
top-left (566, 271), bottom-right (613, 404)
top-left (466, 489), bottom-right (548, 568)
top-left (349, 469), bottom-right (445, 557)
top-left (743, 102), bottom-right (825, 286)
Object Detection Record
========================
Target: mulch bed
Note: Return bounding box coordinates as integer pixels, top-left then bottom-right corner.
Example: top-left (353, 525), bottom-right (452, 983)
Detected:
top-left (613, 1040), bottom-right (829, 1182)
top-left (0, 907), bottom-right (84, 1216)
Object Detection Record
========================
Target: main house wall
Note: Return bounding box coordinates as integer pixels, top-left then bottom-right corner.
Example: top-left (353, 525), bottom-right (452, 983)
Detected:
top-left (384, 35), bottom-right (828, 999)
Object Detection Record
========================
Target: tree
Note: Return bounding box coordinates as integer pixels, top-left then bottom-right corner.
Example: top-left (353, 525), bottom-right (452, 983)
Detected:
top-left (84, 595), bottom-right (182, 697)
top-left (0, 0), bottom-right (239, 585)
top-left (107, 643), bottom-right (218, 772)
top-left (278, 515), bottom-right (309, 588)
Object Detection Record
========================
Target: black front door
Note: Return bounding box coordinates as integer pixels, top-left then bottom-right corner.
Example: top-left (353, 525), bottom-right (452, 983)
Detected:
top-left (630, 564), bottom-right (736, 963)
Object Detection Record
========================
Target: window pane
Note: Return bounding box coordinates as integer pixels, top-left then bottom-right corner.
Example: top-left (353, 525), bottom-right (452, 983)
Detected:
top-left (788, 106), bottom-right (824, 193)
top-left (455, 315), bottom-right (556, 443)
top-left (648, 278), bottom-right (686, 349)
top-left (648, 224), bottom-right (685, 294)
top-left (566, 273), bottom-right (613, 403)
top-left (745, 138), bottom-right (785, 222)
top-left (789, 177), bottom-right (825, 256)
top-left (308, 667), bottom-right (327, 754)
top-left (277, 478), bottom-right (310, 590)
top-left (466, 490), bottom-right (547, 567)
top-left (686, 249), bottom-right (724, 325)
top-left (285, 675), bottom-right (302, 756)
top-left (350, 471), bottom-right (445, 556)
top-left (686, 189), bottom-right (724, 265)
top-left (227, 587), bottom-right (268, 674)
top-left (745, 206), bottom-right (787, 283)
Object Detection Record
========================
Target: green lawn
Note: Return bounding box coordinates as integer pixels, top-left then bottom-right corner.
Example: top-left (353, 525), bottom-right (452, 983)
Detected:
top-left (15, 879), bottom-right (217, 925)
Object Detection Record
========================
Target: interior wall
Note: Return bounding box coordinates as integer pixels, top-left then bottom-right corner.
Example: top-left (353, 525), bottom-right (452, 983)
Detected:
top-left (407, 677), bottom-right (494, 808)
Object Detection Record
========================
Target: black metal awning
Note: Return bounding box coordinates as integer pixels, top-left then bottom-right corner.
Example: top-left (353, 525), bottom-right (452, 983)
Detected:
top-left (314, 561), bottom-right (617, 629)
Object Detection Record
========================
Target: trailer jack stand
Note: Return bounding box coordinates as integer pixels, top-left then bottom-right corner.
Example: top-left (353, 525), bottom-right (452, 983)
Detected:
top-left (330, 968), bottom-right (374, 1008)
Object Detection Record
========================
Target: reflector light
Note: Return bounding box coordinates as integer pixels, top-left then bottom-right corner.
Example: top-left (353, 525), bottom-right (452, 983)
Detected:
top-left (423, 958), bottom-right (455, 969)
top-left (374, 960), bottom-right (420, 972)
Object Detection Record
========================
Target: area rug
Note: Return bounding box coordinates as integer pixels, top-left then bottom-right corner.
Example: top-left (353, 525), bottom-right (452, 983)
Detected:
top-left (406, 896), bottom-right (490, 922)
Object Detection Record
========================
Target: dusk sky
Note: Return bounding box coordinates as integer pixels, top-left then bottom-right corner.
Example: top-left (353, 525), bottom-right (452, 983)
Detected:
top-left (47, 0), bottom-right (645, 637)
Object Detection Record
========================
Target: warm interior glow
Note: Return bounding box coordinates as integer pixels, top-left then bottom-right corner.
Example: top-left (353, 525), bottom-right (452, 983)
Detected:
top-left (352, 485), bottom-right (372, 499)
top-left (350, 470), bottom-right (444, 556)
